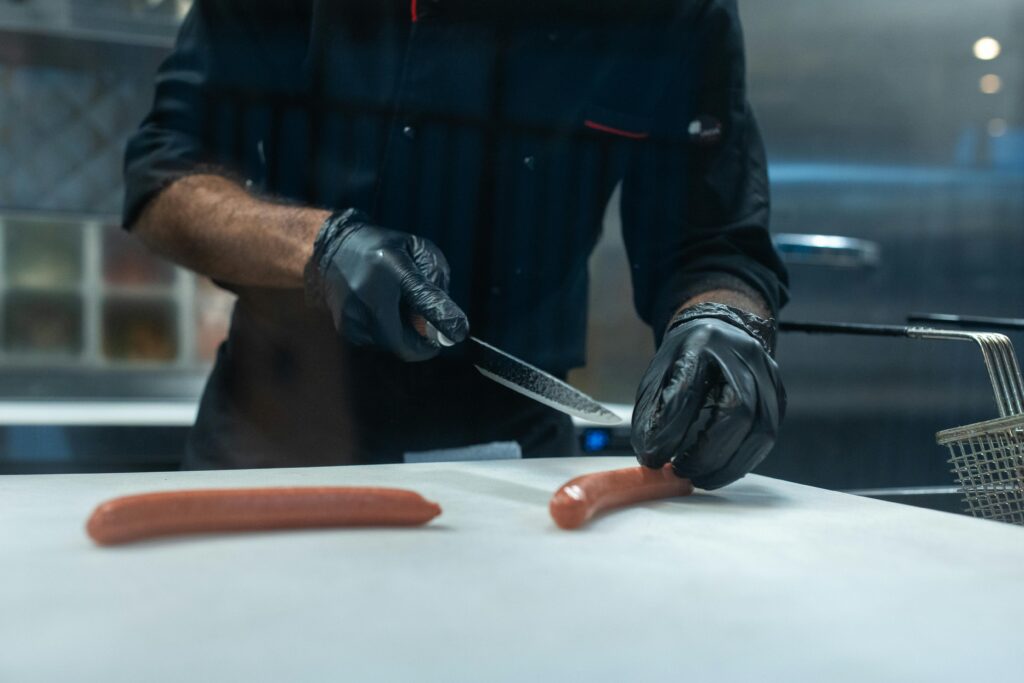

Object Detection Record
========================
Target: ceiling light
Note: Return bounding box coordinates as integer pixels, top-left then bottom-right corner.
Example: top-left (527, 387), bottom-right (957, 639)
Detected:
top-left (973, 37), bottom-right (1002, 61)
top-left (980, 74), bottom-right (1003, 94)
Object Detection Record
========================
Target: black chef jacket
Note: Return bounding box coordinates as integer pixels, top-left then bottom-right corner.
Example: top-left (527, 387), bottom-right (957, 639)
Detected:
top-left (123, 0), bottom-right (789, 469)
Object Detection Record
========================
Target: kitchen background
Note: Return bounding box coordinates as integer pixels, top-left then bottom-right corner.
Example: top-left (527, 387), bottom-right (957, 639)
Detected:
top-left (0, 0), bottom-right (1021, 501)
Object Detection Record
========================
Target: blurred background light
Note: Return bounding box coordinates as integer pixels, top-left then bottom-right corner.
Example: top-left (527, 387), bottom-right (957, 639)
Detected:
top-left (582, 429), bottom-right (612, 453)
top-left (973, 36), bottom-right (1002, 60)
top-left (980, 73), bottom-right (1003, 94)
top-left (988, 118), bottom-right (1008, 137)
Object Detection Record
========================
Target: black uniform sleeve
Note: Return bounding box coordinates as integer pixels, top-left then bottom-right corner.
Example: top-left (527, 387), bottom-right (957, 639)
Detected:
top-left (620, 0), bottom-right (789, 344)
top-left (122, 0), bottom-right (312, 229)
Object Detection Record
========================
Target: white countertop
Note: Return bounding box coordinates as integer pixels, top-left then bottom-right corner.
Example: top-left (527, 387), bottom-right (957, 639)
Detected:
top-left (2, 456), bottom-right (1023, 682)
top-left (0, 401), bottom-right (631, 427)
top-left (0, 400), bottom-right (199, 426)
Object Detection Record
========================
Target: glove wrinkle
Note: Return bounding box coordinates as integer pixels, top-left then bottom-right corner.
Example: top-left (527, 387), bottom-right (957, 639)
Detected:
top-left (677, 368), bottom-right (759, 487)
top-left (697, 357), bottom-right (778, 489)
top-left (676, 371), bottom-right (752, 478)
top-left (655, 350), bottom-right (714, 444)
top-left (410, 236), bottom-right (451, 291)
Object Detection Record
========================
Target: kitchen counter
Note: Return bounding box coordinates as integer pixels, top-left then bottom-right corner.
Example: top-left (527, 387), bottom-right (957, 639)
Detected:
top-left (2, 456), bottom-right (1022, 682)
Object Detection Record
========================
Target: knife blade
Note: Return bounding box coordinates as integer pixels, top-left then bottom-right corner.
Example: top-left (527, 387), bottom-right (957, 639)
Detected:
top-left (469, 336), bottom-right (623, 425)
top-left (416, 318), bottom-right (623, 425)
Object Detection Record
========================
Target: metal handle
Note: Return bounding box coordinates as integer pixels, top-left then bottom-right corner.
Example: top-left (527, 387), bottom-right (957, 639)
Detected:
top-left (772, 233), bottom-right (881, 268)
top-left (780, 319), bottom-right (1024, 418)
top-left (780, 321), bottom-right (915, 337)
top-left (907, 313), bottom-right (1024, 332)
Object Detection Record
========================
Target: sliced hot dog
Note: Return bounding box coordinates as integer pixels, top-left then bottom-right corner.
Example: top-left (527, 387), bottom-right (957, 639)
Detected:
top-left (86, 486), bottom-right (442, 546)
top-left (549, 465), bottom-right (694, 530)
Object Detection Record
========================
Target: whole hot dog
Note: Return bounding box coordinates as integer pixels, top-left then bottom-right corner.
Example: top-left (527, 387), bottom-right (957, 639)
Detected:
top-left (549, 465), bottom-right (694, 530)
top-left (86, 486), bottom-right (442, 546)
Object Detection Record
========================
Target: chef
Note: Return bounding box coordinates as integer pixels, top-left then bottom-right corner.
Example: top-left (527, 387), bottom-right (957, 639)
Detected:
top-left (123, 0), bottom-right (787, 489)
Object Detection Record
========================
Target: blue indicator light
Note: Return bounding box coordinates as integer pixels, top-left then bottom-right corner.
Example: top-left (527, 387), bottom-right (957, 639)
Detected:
top-left (582, 429), bottom-right (612, 452)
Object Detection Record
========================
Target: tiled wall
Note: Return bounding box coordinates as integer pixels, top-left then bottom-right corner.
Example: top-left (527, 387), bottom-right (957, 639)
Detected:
top-left (0, 64), bottom-right (151, 214)
top-left (0, 212), bottom-right (234, 370)
top-left (0, 58), bottom-right (232, 376)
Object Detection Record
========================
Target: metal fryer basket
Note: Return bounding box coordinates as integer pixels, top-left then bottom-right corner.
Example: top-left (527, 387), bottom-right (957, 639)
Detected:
top-left (924, 330), bottom-right (1024, 525)
top-left (782, 321), bottom-right (1024, 525)
top-left (938, 415), bottom-right (1024, 524)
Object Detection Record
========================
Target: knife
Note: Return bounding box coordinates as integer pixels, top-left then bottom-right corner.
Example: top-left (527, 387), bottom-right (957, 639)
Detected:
top-left (414, 318), bottom-right (623, 425)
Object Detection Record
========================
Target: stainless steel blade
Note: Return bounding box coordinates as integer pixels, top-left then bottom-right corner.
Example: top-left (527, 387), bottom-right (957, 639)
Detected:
top-left (469, 336), bottom-right (623, 425)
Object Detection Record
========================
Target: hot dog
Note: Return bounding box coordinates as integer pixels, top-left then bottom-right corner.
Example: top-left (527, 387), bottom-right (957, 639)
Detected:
top-left (86, 486), bottom-right (442, 546)
top-left (549, 465), bottom-right (694, 530)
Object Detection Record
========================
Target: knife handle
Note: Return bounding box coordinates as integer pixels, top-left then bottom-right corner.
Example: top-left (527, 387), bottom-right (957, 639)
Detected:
top-left (410, 315), bottom-right (455, 347)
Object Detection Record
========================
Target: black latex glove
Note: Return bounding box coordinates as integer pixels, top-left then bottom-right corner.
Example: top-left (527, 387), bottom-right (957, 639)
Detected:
top-left (304, 209), bottom-right (469, 361)
top-left (631, 302), bottom-right (786, 490)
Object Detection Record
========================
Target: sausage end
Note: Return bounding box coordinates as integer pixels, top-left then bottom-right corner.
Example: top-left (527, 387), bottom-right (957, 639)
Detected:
top-left (420, 501), bottom-right (443, 524)
top-left (549, 485), bottom-right (590, 530)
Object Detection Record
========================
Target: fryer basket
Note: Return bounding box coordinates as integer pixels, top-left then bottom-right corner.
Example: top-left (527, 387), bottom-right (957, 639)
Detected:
top-left (938, 414), bottom-right (1024, 525)
top-left (782, 321), bottom-right (1024, 525)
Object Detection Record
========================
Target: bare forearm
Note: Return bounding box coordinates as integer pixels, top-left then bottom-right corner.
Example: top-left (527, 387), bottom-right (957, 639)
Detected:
top-left (131, 174), bottom-right (330, 288)
top-left (678, 287), bottom-right (771, 320)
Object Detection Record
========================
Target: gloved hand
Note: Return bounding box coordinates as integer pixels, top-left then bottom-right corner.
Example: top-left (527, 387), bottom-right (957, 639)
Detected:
top-left (631, 302), bottom-right (785, 490)
top-left (304, 209), bottom-right (469, 361)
